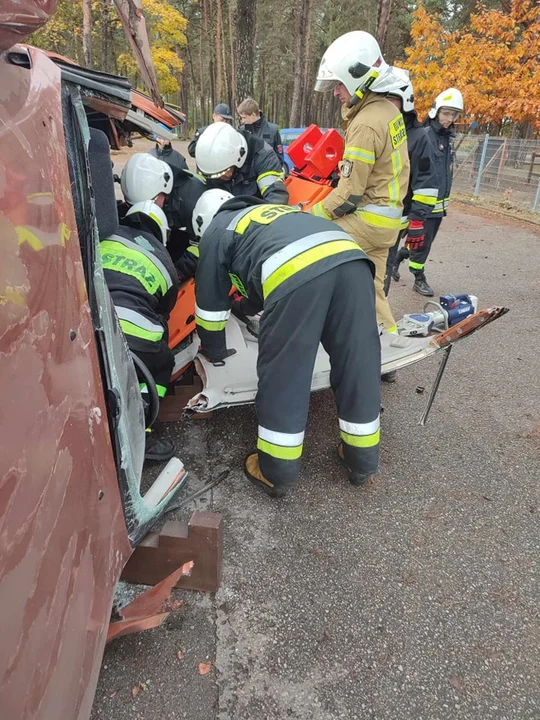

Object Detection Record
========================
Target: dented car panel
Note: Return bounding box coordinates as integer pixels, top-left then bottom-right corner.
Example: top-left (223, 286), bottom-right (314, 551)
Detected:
top-left (0, 45), bottom-right (132, 720)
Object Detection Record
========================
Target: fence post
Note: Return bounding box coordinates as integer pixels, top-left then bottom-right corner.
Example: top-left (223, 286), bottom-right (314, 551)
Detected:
top-left (533, 174), bottom-right (540, 214)
top-left (474, 134), bottom-right (490, 198)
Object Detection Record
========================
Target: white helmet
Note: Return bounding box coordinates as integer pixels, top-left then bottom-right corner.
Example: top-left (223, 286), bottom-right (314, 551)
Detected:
top-left (121, 153), bottom-right (173, 205)
top-left (428, 88), bottom-right (464, 119)
top-left (315, 31), bottom-right (391, 102)
top-left (125, 200), bottom-right (169, 245)
top-left (192, 188), bottom-right (234, 238)
top-left (195, 123), bottom-right (248, 178)
top-left (387, 67), bottom-right (415, 113)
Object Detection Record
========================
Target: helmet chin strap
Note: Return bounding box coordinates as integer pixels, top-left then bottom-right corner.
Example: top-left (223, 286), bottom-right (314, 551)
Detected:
top-left (349, 71), bottom-right (379, 108)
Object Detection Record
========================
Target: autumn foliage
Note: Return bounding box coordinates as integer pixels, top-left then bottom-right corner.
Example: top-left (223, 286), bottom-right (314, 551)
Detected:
top-left (404, 1), bottom-right (540, 130)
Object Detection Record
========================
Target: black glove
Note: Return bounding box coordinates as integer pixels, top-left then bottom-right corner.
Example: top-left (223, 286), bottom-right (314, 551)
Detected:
top-left (175, 247), bottom-right (199, 282)
top-left (230, 297), bottom-right (261, 337)
top-left (200, 347), bottom-right (237, 366)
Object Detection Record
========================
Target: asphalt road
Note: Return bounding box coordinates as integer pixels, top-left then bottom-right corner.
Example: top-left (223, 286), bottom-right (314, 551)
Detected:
top-left (91, 186), bottom-right (540, 719)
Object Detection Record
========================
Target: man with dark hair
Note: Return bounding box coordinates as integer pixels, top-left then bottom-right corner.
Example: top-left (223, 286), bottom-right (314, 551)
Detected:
top-left (188, 102), bottom-right (234, 158)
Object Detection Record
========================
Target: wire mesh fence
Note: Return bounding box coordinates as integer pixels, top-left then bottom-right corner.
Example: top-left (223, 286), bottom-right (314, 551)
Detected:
top-left (452, 135), bottom-right (540, 214)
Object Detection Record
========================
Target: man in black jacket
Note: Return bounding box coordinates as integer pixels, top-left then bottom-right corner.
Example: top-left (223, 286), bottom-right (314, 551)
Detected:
top-left (195, 123), bottom-right (289, 204)
top-left (191, 190), bottom-right (381, 498)
top-left (237, 97), bottom-right (284, 165)
top-left (385, 70), bottom-right (440, 297)
top-left (187, 102), bottom-right (234, 158)
top-left (149, 133), bottom-right (188, 179)
top-left (392, 86), bottom-right (464, 296)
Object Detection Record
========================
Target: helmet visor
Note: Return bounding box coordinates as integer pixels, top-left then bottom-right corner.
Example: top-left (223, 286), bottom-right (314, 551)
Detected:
top-left (314, 77), bottom-right (339, 93)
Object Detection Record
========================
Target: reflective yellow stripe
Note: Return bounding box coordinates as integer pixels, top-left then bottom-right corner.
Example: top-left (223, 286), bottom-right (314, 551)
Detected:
top-left (311, 202), bottom-right (332, 219)
top-left (262, 240), bottom-right (361, 299)
top-left (257, 438), bottom-right (303, 460)
top-left (101, 240), bottom-right (167, 295)
top-left (119, 318), bottom-right (163, 342)
top-left (412, 194), bottom-right (438, 206)
top-left (409, 260), bottom-right (424, 270)
top-left (340, 428), bottom-right (380, 448)
top-left (257, 170), bottom-right (284, 181)
top-left (195, 317), bottom-right (227, 332)
top-left (343, 146), bottom-right (375, 164)
top-left (257, 171), bottom-right (284, 194)
top-left (356, 210), bottom-right (402, 229)
top-left (149, 211), bottom-right (165, 228)
top-left (235, 204), bottom-right (297, 235)
top-left (388, 150), bottom-right (402, 208)
top-left (187, 245), bottom-right (200, 257)
top-left (156, 384), bottom-right (168, 398)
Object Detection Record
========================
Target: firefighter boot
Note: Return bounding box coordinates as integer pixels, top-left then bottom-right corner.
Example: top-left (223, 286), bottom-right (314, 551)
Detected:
top-left (392, 247), bottom-right (409, 282)
top-left (244, 453), bottom-right (288, 498)
top-left (145, 430), bottom-right (175, 462)
top-left (337, 444), bottom-right (371, 487)
top-left (412, 271), bottom-right (434, 297)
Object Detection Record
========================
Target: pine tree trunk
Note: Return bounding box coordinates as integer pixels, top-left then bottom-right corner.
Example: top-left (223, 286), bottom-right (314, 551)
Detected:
top-left (82, 0), bottom-right (92, 68)
top-left (376, 0), bottom-right (393, 52)
top-left (299, 0), bottom-right (313, 126)
top-left (216, 0), bottom-right (224, 101)
top-left (236, 0), bottom-right (255, 101)
top-left (102, 0), bottom-right (110, 73)
top-left (228, 0), bottom-right (237, 111)
top-left (289, 0), bottom-right (312, 127)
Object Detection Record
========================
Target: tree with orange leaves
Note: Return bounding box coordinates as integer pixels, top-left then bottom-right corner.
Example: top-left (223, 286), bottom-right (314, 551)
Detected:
top-left (404, 1), bottom-right (540, 131)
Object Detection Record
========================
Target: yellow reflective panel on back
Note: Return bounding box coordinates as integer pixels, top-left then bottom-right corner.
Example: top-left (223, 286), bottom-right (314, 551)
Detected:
top-left (100, 240), bottom-right (165, 295)
top-left (235, 204), bottom-right (299, 235)
top-left (389, 114), bottom-right (407, 150)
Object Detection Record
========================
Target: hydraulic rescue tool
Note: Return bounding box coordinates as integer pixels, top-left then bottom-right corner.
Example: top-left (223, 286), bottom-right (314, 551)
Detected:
top-left (397, 294), bottom-right (478, 337)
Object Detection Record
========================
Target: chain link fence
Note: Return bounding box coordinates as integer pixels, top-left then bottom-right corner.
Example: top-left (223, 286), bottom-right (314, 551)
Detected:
top-left (452, 135), bottom-right (540, 214)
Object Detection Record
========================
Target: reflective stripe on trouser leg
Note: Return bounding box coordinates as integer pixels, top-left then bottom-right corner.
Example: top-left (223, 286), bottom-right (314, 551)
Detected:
top-left (334, 213), bottom-right (399, 330)
top-left (320, 261), bottom-right (381, 476)
top-left (255, 274), bottom-right (335, 490)
top-left (409, 216), bottom-right (443, 271)
top-left (129, 338), bottom-right (174, 404)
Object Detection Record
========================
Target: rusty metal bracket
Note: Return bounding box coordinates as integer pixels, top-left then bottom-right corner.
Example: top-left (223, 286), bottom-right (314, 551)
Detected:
top-left (107, 561), bottom-right (193, 642)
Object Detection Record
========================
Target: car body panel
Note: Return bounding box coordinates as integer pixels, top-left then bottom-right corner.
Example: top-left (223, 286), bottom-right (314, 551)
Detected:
top-left (0, 45), bottom-right (132, 719)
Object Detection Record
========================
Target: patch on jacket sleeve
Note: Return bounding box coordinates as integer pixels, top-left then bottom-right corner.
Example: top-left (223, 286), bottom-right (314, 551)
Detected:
top-left (339, 159), bottom-right (353, 178)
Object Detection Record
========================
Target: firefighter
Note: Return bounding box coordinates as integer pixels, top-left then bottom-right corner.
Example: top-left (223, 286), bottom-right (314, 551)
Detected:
top-left (312, 31), bottom-right (410, 333)
top-left (101, 198), bottom-right (180, 462)
top-left (384, 69), bottom-right (440, 298)
top-left (195, 122), bottom-right (289, 204)
top-left (121, 152), bottom-right (204, 283)
top-left (192, 190), bottom-right (381, 498)
top-left (392, 87), bottom-right (464, 296)
top-left (237, 97), bottom-right (285, 166)
top-left (188, 102), bottom-right (234, 158)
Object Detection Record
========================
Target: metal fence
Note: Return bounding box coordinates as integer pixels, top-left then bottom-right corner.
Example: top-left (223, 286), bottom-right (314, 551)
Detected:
top-left (452, 135), bottom-right (540, 214)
